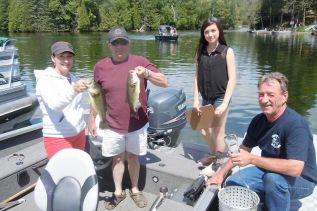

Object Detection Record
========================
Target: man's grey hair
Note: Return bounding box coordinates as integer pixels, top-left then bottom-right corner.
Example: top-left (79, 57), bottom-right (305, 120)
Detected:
top-left (258, 72), bottom-right (288, 93)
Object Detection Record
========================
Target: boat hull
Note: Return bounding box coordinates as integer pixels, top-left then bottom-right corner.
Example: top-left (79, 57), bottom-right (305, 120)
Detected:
top-left (0, 127), bottom-right (46, 203)
top-left (0, 82), bottom-right (38, 122)
top-left (271, 30), bottom-right (292, 36)
top-left (155, 35), bottom-right (178, 41)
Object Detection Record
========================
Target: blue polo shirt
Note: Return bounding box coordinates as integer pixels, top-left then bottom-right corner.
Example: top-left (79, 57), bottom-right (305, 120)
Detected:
top-left (243, 107), bottom-right (317, 183)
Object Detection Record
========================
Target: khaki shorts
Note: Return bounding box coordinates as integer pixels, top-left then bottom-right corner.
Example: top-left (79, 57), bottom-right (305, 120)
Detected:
top-left (99, 123), bottom-right (149, 157)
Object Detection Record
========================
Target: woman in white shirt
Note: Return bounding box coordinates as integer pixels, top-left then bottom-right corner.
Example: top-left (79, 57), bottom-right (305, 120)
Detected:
top-left (35, 41), bottom-right (90, 159)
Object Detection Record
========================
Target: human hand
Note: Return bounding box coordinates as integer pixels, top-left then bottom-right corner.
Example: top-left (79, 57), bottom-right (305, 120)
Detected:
top-left (73, 79), bottom-right (90, 92)
top-left (135, 66), bottom-right (150, 79)
top-left (83, 79), bottom-right (93, 87)
top-left (89, 114), bottom-right (97, 136)
top-left (206, 173), bottom-right (224, 190)
top-left (192, 101), bottom-right (201, 115)
top-left (230, 148), bottom-right (252, 167)
top-left (214, 103), bottom-right (228, 116)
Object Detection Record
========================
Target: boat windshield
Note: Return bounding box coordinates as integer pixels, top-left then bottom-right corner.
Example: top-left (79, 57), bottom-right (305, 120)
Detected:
top-left (0, 38), bottom-right (20, 86)
top-left (0, 37), bottom-right (12, 50)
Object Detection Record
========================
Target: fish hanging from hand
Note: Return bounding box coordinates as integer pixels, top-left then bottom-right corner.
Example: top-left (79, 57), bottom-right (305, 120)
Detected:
top-left (88, 81), bottom-right (107, 129)
top-left (127, 69), bottom-right (141, 119)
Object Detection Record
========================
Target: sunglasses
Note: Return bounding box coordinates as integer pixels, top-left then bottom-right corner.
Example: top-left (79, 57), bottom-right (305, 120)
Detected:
top-left (111, 39), bottom-right (129, 46)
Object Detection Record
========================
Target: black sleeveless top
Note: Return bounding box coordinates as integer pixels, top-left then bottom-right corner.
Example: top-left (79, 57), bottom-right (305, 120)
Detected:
top-left (197, 44), bottom-right (228, 100)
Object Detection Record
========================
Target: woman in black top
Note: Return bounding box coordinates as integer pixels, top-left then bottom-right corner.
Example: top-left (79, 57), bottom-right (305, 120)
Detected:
top-left (193, 17), bottom-right (236, 176)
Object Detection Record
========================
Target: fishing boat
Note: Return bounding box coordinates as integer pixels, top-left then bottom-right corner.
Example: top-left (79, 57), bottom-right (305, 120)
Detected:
top-left (0, 37), bottom-right (38, 123)
top-left (271, 29), bottom-right (292, 36)
top-left (155, 25), bottom-right (179, 42)
top-left (0, 87), bottom-right (218, 210)
top-left (0, 87), bottom-right (316, 210)
top-left (2, 132), bottom-right (316, 210)
top-left (248, 29), bottom-right (271, 35)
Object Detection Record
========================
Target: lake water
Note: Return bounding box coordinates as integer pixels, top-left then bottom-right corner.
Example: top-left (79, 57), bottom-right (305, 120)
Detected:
top-left (4, 31), bottom-right (317, 142)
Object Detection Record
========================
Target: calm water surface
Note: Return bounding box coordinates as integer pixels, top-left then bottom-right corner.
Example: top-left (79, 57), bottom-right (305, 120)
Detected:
top-left (3, 31), bottom-right (317, 142)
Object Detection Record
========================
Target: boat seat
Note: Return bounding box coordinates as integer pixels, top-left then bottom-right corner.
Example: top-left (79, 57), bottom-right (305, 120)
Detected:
top-left (33, 148), bottom-right (98, 211)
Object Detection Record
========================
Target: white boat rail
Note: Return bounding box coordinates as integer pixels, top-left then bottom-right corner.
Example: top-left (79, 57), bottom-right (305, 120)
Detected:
top-left (0, 38), bottom-right (19, 87)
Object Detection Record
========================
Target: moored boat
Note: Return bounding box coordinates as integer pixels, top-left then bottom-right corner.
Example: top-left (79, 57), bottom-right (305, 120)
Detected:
top-left (155, 25), bottom-right (179, 42)
top-left (248, 29), bottom-right (271, 35)
top-left (0, 37), bottom-right (38, 122)
top-left (271, 30), bottom-right (292, 36)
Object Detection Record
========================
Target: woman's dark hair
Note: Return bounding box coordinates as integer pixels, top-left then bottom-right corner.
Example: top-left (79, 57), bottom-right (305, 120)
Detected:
top-left (195, 17), bottom-right (227, 63)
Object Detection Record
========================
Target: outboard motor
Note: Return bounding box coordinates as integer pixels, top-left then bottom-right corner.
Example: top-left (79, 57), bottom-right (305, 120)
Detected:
top-left (147, 87), bottom-right (187, 148)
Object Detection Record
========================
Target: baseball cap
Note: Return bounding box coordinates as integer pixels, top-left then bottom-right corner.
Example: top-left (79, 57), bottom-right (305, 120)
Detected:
top-left (108, 26), bottom-right (129, 43)
top-left (51, 41), bottom-right (75, 55)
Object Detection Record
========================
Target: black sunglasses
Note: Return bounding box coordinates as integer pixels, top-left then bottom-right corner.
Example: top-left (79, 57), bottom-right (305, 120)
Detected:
top-left (111, 39), bottom-right (129, 46)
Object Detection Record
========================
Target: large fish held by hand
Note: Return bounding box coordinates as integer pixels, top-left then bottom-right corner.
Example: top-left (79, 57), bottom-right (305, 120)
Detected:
top-left (127, 69), bottom-right (141, 119)
top-left (88, 81), bottom-right (107, 129)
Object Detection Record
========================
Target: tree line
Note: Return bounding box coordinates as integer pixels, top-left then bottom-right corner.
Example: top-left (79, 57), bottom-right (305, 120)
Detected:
top-left (0, 0), bottom-right (316, 33)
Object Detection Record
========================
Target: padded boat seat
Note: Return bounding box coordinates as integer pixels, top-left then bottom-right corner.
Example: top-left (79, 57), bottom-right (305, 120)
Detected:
top-left (34, 148), bottom-right (98, 211)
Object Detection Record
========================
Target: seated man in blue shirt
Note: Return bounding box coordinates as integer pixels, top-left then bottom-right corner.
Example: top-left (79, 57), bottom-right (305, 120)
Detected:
top-left (207, 72), bottom-right (317, 210)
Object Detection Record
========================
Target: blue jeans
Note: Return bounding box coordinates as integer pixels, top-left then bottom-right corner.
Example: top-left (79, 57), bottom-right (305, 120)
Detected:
top-left (202, 97), bottom-right (228, 108)
top-left (225, 166), bottom-right (315, 211)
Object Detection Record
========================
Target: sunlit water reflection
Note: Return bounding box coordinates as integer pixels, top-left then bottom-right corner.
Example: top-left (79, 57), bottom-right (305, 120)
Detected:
top-left (4, 31), bottom-right (317, 143)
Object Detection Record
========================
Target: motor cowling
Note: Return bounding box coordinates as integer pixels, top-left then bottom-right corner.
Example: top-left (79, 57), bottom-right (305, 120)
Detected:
top-left (147, 87), bottom-right (187, 148)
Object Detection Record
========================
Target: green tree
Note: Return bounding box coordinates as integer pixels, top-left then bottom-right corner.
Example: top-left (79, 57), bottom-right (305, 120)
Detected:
top-left (298, 0), bottom-right (313, 25)
top-left (64, 0), bottom-right (79, 31)
top-left (211, 0), bottom-right (232, 28)
top-left (48, 0), bottom-right (69, 31)
top-left (239, 0), bottom-right (262, 29)
top-left (174, 0), bottom-right (207, 29)
top-left (142, 0), bottom-right (162, 30)
top-left (129, 0), bottom-right (144, 31)
top-left (99, 0), bottom-right (132, 31)
top-left (8, 0), bottom-right (32, 32)
top-left (28, 0), bottom-right (52, 32)
top-left (1, 0), bottom-right (315, 32)
top-left (77, 0), bottom-right (90, 31)
top-left (85, 0), bottom-right (100, 30)
top-left (0, 0), bottom-right (9, 31)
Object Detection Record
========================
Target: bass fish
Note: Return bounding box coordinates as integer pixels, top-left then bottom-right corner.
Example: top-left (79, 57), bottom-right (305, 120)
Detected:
top-left (88, 81), bottom-right (107, 129)
top-left (127, 69), bottom-right (141, 118)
